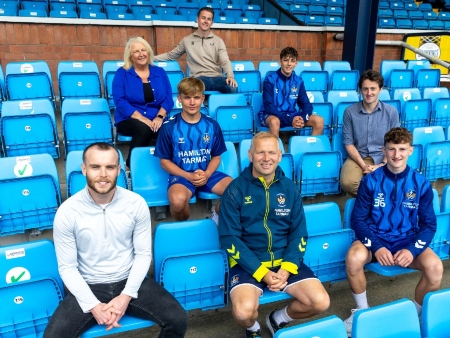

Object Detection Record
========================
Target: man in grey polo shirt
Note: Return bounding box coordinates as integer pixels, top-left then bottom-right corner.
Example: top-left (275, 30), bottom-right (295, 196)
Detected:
top-left (340, 69), bottom-right (400, 197)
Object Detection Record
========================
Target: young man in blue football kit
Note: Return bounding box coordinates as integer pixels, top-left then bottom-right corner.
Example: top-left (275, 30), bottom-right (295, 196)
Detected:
top-left (344, 127), bottom-right (443, 337)
top-left (154, 77), bottom-right (233, 222)
top-left (219, 132), bottom-right (330, 338)
top-left (259, 47), bottom-right (324, 138)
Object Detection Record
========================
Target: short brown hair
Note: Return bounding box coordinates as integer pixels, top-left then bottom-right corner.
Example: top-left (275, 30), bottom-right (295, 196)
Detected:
top-left (177, 77), bottom-right (205, 96)
top-left (384, 127), bottom-right (412, 146)
top-left (358, 69), bottom-right (384, 90)
top-left (250, 132), bottom-right (280, 152)
top-left (83, 142), bottom-right (119, 164)
top-left (280, 47), bottom-right (298, 60)
top-left (198, 7), bottom-right (214, 19)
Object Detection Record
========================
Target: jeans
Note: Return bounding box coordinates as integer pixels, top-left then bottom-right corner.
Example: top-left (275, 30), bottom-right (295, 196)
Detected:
top-left (116, 118), bottom-right (159, 168)
top-left (197, 76), bottom-right (238, 94)
top-left (44, 278), bottom-right (188, 338)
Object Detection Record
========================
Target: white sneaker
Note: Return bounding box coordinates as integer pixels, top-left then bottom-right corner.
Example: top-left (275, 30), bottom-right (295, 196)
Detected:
top-left (344, 309), bottom-right (359, 337)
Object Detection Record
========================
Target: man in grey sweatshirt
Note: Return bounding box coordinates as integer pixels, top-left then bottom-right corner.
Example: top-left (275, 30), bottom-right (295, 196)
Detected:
top-left (155, 7), bottom-right (238, 94)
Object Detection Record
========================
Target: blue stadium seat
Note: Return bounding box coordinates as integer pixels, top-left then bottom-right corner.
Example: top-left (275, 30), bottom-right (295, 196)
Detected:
top-left (300, 70), bottom-right (328, 92)
top-left (352, 299), bottom-right (421, 338)
top-left (326, 6), bottom-right (343, 16)
top-left (1, 99), bottom-right (60, 158)
top-left (327, 0), bottom-right (343, 7)
top-left (78, 0), bottom-right (102, 13)
top-left (416, 69), bottom-right (440, 91)
top-left (108, 12), bottom-right (135, 19)
top-left (378, 88), bottom-right (391, 101)
top-left (408, 10), bottom-right (423, 20)
top-left (404, 2), bottom-right (418, 11)
top-left (104, 3), bottom-right (129, 16)
top-left (378, 17), bottom-right (396, 28)
top-left (258, 61), bottom-right (279, 83)
top-left (222, 4), bottom-right (243, 18)
top-left (288, 135), bottom-right (331, 178)
top-left (325, 15), bottom-right (343, 26)
top-left (235, 16), bottom-right (257, 23)
top-left (130, 4), bottom-right (152, 18)
top-left (392, 87), bottom-right (421, 111)
top-left (197, 141), bottom-right (239, 200)
top-left (177, 2), bottom-right (199, 17)
top-left (215, 105), bottom-right (253, 142)
top-left (429, 20), bottom-right (445, 30)
top-left (155, 61), bottom-right (184, 93)
top-left (207, 93), bottom-right (247, 119)
top-left (79, 11), bottom-right (107, 19)
top-left (50, 9), bottom-right (78, 17)
top-left (274, 315), bottom-right (347, 338)
top-left (407, 143), bottom-right (423, 172)
top-left (0, 0), bottom-right (18, 13)
top-left (445, 20), bottom-right (450, 29)
top-left (380, 60), bottom-right (406, 87)
top-left (378, 9), bottom-right (393, 18)
top-left (326, 90), bottom-right (359, 134)
top-left (303, 202), bottom-right (354, 281)
top-left (279, 153), bottom-right (294, 180)
top-left (5, 61), bottom-right (55, 103)
top-left (239, 138), bottom-right (285, 172)
top-left (438, 12), bottom-right (450, 21)
top-left (20, 1), bottom-right (47, 12)
top-left (424, 140), bottom-right (450, 181)
top-left (393, 9), bottom-right (408, 19)
top-left (431, 207), bottom-right (450, 260)
top-left (0, 240), bottom-right (65, 337)
top-left (413, 125), bottom-right (445, 147)
top-left (388, 69), bottom-right (414, 91)
top-left (290, 3), bottom-right (308, 15)
top-left (81, 316), bottom-right (155, 337)
top-left (216, 16), bottom-right (236, 23)
top-left (161, 14), bottom-right (189, 21)
top-left (412, 19), bottom-right (429, 29)
top-left (231, 60), bottom-right (255, 71)
top-left (304, 101), bottom-right (333, 137)
top-left (379, 0), bottom-right (390, 8)
top-left (0, 154), bottom-right (61, 236)
top-left (407, 59), bottom-right (430, 80)
top-left (309, 4), bottom-right (325, 15)
top-left (243, 7), bottom-right (263, 18)
top-left (400, 98), bottom-right (432, 132)
top-left (234, 70), bottom-right (261, 102)
top-left (390, 1), bottom-right (404, 9)
top-left (130, 147), bottom-right (196, 207)
top-left (343, 197), bottom-right (355, 229)
top-left (331, 132), bottom-right (348, 160)
top-left (322, 60), bottom-right (350, 80)
top-left (153, 219), bottom-right (228, 311)
top-left (329, 70), bottom-right (359, 91)
top-left (258, 17), bottom-right (278, 24)
top-left (396, 18), bottom-right (413, 29)
top-left (50, 2), bottom-right (76, 11)
top-left (306, 90), bottom-right (324, 103)
top-left (384, 99), bottom-right (402, 113)
top-left (102, 60), bottom-right (124, 108)
top-left (424, 11), bottom-right (438, 20)
top-left (421, 288), bottom-right (450, 338)
top-left (65, 148), bottom-right (128, 199)
top-left (423, 87), bottom-right (449, 107)
top-left (0, 7), bottom-right (16, 15)
top-left (61, 98), bottom-right (114, 156)
top-left (304, 15), bottom-right (325, 25)
top-left (431, 98), bottom-right (450, 131)
top-left (58, 61), bottom-right (102, 104)
top-left (295, 60), bottom-right (322, 74)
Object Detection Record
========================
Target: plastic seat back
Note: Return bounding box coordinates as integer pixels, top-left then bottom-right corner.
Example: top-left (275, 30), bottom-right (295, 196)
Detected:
top-left (331, 132), bottom-right (348, 160)
top-left (421, 289), bottom-right (450, 338)
top-left (416, 68), bottom-right (440, 90)
top-left (207, 93), bottom-right (247, 119)
top-left (392, 88), bottom-right (421, 111)
top-left (352, 299), bottom-right (421, 338)
top-left (273, 315), bottom-right (347, 338)
top-left (102, 60), bottom-right (124, 108)
top-left (295, 61), bottom-right (322, 75)
top-left (258, 61), bottom-right (279, 83)
top-left (1, 99), bottom-right (60, 158)
top-left (0, 154), bottom-right (61, 236)
top-left (58, 61), bottom-right (102, 103)
top-left (424, 140), bottom-right (450, 181)
top-left (407, 143), bottom-right (422, 173)
top-left (300, 70), bottom-right (328, 92)
top-left (329, 70), bottom-right (359, 91)
top-left (412, 126), bottom-right (445, 148)
top-left (215, 105), bottom-right (253, 142)
top-left (288, 135), bottom-right (331, 174)
top-left (401, 98), bottom-right (431, 132)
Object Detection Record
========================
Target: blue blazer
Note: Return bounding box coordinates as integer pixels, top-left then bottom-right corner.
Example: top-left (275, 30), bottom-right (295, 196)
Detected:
top-left (112, 64), bottom-right (174, 125)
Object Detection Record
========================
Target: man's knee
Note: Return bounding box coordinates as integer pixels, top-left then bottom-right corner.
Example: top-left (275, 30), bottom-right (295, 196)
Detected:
top-left (266, 116), bottom-right (281, 129)
top-left (346, 243), bottom-right (369, 274)
top-left (232, 300), bottom-right (258, 323)
top-left (168, 191), bottom-right (190, 213)
top-left (302, 289), bottom-right (330, 314)
top-left (308, 115), bottom-right (324, 130)
top-left (422, 256), bottom-right (444, 283)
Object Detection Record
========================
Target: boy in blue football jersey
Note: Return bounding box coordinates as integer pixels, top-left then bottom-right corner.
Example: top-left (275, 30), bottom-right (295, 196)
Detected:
top-left (344, 127), bottom-right (443, 337)
top-left (155, 77), bottom-right (233, 221)
top-left (259, 47), bottom-right (324, 138)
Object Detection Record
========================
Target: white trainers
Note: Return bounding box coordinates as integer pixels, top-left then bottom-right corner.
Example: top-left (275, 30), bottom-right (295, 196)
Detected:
top-left (344, 309), bottom-right (359, 337)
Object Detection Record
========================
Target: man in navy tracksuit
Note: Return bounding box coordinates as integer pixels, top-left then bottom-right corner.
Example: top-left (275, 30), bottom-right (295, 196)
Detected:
top-left (258, 47), bottom-right (323, 138)
top-left (219, 132), bottom-right (329, 338)
top-left (344, 127), bottom-right (443, 337)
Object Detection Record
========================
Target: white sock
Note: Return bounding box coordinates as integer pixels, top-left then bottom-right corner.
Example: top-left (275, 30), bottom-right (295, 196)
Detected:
top-left (210, 210), bottom-right (219, 226)
top-left (273, 305), bottom-right (293, 325)
top-left (352, 291), bottom-right (369, 309)
top-left (414, 300), bottom-right (422, 316)
top-left (247, 320), bottom-right (260, 332)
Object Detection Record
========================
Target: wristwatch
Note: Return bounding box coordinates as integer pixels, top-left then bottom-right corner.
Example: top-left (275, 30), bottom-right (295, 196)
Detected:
top-left (380, 161), bottom-right (387, 166)
top-left (157, 114), bottom-right (165, 120)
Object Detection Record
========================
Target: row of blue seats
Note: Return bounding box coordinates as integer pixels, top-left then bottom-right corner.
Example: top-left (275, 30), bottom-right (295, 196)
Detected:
top-left (276, 0), bottom-right (345, 7)
top-left (380, 1), bottom-right (438, 11)
top-left (1, 204), bottom-right (449, 336)
top-left (378, 17), bottom-right (450, 29)
top-left (379, 8), bottom-right (450, 20)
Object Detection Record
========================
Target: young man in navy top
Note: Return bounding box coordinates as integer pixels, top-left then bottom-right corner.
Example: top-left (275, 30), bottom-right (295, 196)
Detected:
top-left (155, 77), bottom-right (232, 222)
top-left (344, 127), bottom-right (443, 336)
top-left (259, 47), bottom-right (323, 138)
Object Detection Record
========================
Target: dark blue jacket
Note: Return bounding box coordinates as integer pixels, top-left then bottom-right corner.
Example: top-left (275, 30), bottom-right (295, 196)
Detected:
top-left (219, 165), bottom-right (308, 282)
top-left (112, 65), bottom-right (173, 125)
top-left (352, 165), bottom-right (436, 258)
top-left (259, 68), bottom-right (313, 125)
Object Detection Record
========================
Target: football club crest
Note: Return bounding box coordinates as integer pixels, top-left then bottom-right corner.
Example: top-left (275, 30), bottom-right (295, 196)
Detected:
top-left (291, 86), bottom-right (298, 93)
top-left (203, 133), bottom-right (211, 143)
top-left (406, 189), bottom-right (417, 200)
top-left (230, 275), bottom-right (240, 287)
top-left (277, 193), bottom-right (286, 207)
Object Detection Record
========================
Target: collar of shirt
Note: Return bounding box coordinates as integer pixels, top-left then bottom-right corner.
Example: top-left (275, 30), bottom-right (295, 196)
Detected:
top-left (193, 30), bottom-right (215, 38)
top-left (383, 164), bottom-right (410, 180)
top-left (358, 100), bottom-right (382, 115)
top-left (276, 68), bottom-right (292, 82)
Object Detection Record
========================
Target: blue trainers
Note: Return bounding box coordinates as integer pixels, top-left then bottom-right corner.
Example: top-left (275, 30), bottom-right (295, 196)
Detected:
top-left (245, 328), bottom-right (261, 338)
top-left (266, 310), bottom-right (288, 337)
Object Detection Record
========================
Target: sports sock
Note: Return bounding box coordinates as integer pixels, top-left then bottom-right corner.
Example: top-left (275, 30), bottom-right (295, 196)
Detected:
top-left (414, 300), bottom-right (422, 316)
top-left (273, 305), bottom-right (293, 325)
top-left (210, 210), bottom-right (219, 226)
top-left (352, 291), bottom-right (369, 309)
top-left (247, 320), bottom-right (260, 332)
